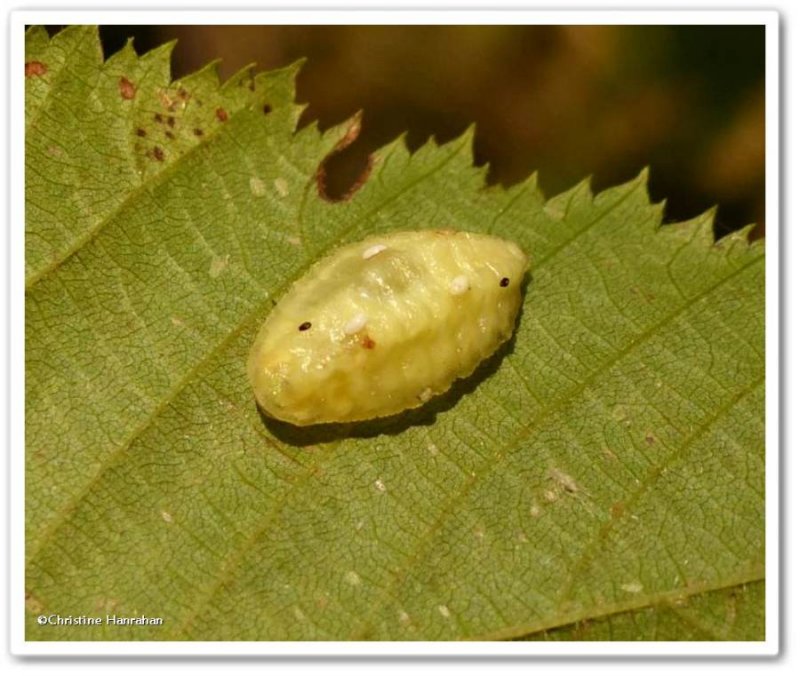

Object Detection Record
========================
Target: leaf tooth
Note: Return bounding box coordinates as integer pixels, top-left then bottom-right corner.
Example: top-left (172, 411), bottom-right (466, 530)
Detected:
top-left (220, 61), bottom-right (258, 93)
top-left (593, 166), bottom-right (651, 210)
top-left (138, 37), bottom-right (178, 66)
top-left (102, 37), bottom-right (138, 70)
top-left (372, 131), bottom-right (412, 165)
top-left (25, 24), bottom-right (49, 41)
top-left (663, 206), bottom-right (717, 247)
top-left (176, 57), bottom-right (223, 90)
top-left (51, 24), bottom-right (99, 48)
top-left (715, 222), bottom-right (762, 251)
top-left (414, 123), bottom-right (484, 185)
top-left (544, 176), bottom-right (593, 221)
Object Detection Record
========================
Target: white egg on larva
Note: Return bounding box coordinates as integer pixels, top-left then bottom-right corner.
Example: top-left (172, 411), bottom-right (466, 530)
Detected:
top-left (247, 230), bottom-right (529, 426)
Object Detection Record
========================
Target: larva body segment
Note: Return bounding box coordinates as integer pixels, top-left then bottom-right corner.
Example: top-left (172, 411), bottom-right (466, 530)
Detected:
top-left (248, 230), bottom-right (529, 426)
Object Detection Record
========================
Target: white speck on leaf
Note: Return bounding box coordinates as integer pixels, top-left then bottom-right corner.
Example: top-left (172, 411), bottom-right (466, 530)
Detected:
top-left (274, 177), bottom-right (289, 197)
top-left (621, 581), bottom-right (643, 593)
top-left (160, 510), bottom-right (173, 523)
top-left (374, 478), bottom-right (386, 493)
top-left (344, 570), bottom-right (361, 587)
top-left (548, 468), bottom-right (579, 493)
top-left (209, 254), bottom-right (230, 278)
top-left (437, 604), bottom-right (451, 618)
top-left (544, 202), bottom-right (566, 220)
top-left (249, 176), bottom-right (266, 196)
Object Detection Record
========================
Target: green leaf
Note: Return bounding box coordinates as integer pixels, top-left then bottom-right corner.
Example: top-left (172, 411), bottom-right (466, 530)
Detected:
top-left (522, 581), bottom-right (765, 641)
top-left (25, 26), bottom-right (765, 641)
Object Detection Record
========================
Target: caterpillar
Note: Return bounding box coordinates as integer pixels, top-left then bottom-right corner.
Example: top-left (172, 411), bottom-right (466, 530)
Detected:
top-left (248, 230), bottom-right (529, 426)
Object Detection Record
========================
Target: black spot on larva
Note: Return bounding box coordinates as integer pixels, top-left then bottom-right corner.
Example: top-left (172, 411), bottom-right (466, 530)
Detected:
top-left (178, 87), bottom-right (189, 100)
top-left (262, 103), bottom-right (272, 115)
top-left (136, 128), bottom-right (146, 137)
top-left (167, 116), bottom-right (175, 128)
top-left (298, 321), bottom-right (312, 332)
top-left (193, 128), bottom-right (204, 137)
top-left (154, 113), bottom-right (163, 123)
top-left (152, 146), bottom-right (165, 162)
top-left (500, 277), bottom-right (510, 287)
top-left (165, 130), bottom-right (175, 140)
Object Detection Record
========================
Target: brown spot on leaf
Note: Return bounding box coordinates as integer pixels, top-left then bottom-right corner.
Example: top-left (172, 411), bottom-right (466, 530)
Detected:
top-left (136, 128), bottom-right (146, 137)
top-left (316, 113), bottom-right (374, 202)
top-left (193, 128), bottom-right (204, 137)
top-left (262, 103), bottom-right (273, 115)
top-left (25, 61), bottom-right (47, 78)
top-left (152, 146), bottom-right (165, 162)
top-left (361, 335), bottom-right (376, 349)
top-left (610, 501), bottom-right (625, 519)
top-left (118, 76), bottom-right (136, 100)
top-left (645, 433), bottom-right (656, 445)
top-left (26, 590), bottom-right (44, 614)
top-left (178, 87), bottom-right (189, 100)
top-left (216, 107), bottom-right (229, 122)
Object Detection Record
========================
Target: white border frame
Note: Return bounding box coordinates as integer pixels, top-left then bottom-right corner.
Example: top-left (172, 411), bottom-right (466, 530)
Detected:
top-left (8, 9), bottom-right (780, 657)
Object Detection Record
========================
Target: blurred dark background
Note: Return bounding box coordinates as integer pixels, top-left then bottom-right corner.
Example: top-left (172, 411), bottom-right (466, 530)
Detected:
top-left (59, 25), bottom-right (766, 238)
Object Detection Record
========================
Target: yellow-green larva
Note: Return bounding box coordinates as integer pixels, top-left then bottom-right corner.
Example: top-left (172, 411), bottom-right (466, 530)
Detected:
top-left (248, 230), bottom-right (529, 426)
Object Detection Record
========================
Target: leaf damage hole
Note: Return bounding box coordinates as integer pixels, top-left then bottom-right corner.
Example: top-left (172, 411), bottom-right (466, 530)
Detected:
top-left (25, 61), bottom-right (47, 77)
top-left (316, 113), bottom-right (375, 203)
top-left (118, 76), bottom-right (136, 100)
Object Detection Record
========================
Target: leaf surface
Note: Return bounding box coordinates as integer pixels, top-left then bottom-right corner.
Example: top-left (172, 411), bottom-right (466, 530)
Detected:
top-left (25, 26), bottom-right (765, 641)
